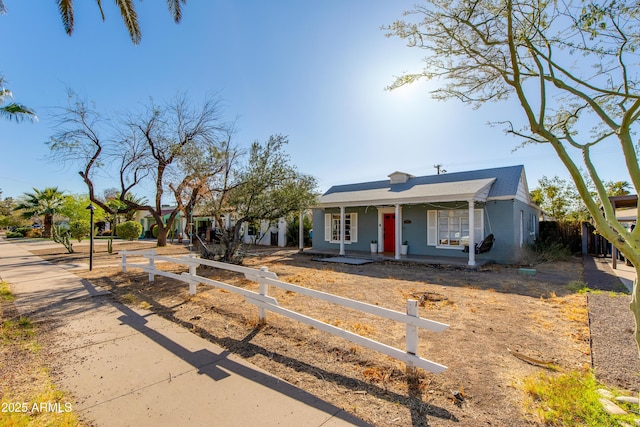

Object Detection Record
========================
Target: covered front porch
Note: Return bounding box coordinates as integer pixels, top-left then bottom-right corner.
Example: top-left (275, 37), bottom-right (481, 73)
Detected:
top-left (302, 247), bottom-right (491, 268)
top-left (317, 173), bottom-right (497, 266)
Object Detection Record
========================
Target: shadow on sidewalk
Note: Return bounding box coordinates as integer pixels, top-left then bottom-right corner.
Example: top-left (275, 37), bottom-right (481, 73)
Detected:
top-left (31, 286), bottom-right (373, 426)
top-left (582, 255), bottom-right (630, 293)
top-left (114, 301), bottom-right (374, 425)
top-left (67, 280), bottom-right (456, 426)
top-left (134, 300), bottom-right (459, 426)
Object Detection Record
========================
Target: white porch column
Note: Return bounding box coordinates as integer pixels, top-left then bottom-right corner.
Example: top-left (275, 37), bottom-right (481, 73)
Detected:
top-left (395, 204), bottom-right (402, 260)
top-left (243, 220), bottom-right (250, 244)
top-left (299, 211), bottom-right (304, 251)
top-left (339, 206), bottom-right (346, 256)
top-left (278, 217), bottom-right (286, 247)
top-left (377, 209), bottom-right (383, 253)
top-left (468, 199), bottom-right (476, 266)
top-left (181, 217), bottom-right (187, 237)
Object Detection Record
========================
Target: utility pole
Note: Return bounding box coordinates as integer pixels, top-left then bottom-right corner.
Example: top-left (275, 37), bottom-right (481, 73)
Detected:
top-left (86, 204), bottom-right (95, 271)
top-left (434, 164), bottom-right (447, 175)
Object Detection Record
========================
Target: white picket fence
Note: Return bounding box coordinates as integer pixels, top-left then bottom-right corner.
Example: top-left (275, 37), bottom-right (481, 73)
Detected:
top-left (120, 250), bottom-right (449, 374)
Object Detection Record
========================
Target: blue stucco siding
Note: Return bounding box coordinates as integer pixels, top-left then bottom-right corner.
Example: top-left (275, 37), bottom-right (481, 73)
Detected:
top-left (513, 198), bottom-right (539, 246)
top-left (484, 200), bottom-right (516, 262)
top-left (353, 206), bottom-right (379, 251)
top-left (400, 204), bottom-right (429, 254)
top-left (311, 208), bottom-right (330, 251)
top-left (311, 207), bottom-right (378, 252)
top-left (482, 200), bottom-right (539, 263)
top-left (312, 201), bottom-right (538, 263)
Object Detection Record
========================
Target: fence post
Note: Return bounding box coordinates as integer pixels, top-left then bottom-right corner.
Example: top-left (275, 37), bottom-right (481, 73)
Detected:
top-left (258, 267), bottom-right (270, 325)
top-left (148, 253), bottom-right (155, 283)
top-left (121, 250), bottom-right (127, 273)
top-left (188, 254), bottom-right (197, 295)
top-left (406, 299), bottom-right (419, 379)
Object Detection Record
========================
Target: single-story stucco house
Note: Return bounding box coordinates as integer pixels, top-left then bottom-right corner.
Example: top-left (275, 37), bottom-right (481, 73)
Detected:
top-left (311, 165), bottom-right (540, 265)
top-left (135, 208), bottom-right (289, 247)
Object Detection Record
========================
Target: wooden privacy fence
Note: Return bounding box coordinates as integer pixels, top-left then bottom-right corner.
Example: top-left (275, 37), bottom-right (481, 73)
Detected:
top-left (120, 250), bottom-right (449, 374)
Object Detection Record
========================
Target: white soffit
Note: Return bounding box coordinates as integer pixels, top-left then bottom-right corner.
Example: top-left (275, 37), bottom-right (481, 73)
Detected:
top-left (319, 178), bottom-right (496, 207)
top-left (616, 207), bottom-right (637, 222)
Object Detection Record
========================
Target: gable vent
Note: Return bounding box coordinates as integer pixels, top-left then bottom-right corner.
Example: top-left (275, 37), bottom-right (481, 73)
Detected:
top-left (388, 171), bottom-right (414, 184)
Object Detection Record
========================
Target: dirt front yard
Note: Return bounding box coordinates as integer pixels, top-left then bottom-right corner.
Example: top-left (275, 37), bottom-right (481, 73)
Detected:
top-left (30, 241), bottom-right (596, 426)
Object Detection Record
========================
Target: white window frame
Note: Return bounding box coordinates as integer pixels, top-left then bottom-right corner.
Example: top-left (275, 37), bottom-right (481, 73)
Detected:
top-left (427, 209), bottom-right (483, 249)
top-left (324, 212), bottom-right (358, 243)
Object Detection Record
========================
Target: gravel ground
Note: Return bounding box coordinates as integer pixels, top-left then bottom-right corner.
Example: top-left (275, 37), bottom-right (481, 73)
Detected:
top-left (583, 255), bottom-right (640, 392)
top-left (588, 293), bottom-right (639, 392)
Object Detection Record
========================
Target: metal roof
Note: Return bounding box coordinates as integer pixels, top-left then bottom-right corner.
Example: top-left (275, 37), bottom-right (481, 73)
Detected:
top-left (318, 165), bottom-right (525, 207)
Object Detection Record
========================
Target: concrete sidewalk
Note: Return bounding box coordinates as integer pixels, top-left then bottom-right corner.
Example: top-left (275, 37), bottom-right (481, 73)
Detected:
top-left (583, 254), bottom-right (635, 293)
top-left (0, 238), bottom-right (369, 427)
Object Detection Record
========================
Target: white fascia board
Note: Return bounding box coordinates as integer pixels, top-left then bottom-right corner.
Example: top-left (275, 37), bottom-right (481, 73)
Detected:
top-left (318, 178), bottom-right (496, 208)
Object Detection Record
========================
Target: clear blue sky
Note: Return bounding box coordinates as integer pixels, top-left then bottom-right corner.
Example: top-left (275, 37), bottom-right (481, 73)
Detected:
top-left (0, 1), bottom-right (627, 201)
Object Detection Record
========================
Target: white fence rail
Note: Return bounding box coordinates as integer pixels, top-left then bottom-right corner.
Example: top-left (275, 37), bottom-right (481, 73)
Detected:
top-left (120, 250), bottom-right (449, 374)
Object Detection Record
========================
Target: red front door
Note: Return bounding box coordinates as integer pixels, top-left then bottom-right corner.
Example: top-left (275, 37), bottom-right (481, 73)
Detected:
top-left (383, 214), bottom-right (395, 252)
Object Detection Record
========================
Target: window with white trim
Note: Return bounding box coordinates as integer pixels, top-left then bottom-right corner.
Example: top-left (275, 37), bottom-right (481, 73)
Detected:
top-left (427, 209), bottom-right (483, 248)
top-left (324, 213), bottom-right (358, 243)
top-left (438, 210), bottom-right (467, 246)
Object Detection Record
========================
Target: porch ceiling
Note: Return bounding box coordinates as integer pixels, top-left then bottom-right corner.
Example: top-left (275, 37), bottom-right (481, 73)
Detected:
top-left (317, 177), bottom-right (496, 207)
top-left (616, 207), bottom-right (637, 222)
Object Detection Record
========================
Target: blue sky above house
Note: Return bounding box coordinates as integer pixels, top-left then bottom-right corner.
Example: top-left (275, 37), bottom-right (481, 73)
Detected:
top-left (0, 1), bottom-right (628, 201)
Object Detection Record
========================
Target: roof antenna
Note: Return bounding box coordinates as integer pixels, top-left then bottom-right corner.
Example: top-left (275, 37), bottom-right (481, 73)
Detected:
top-left (434, 164), bottom-right (446, 175)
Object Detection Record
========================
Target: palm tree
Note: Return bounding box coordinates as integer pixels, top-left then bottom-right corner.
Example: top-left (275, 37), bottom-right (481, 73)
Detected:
top-left (14, 188), bottom-right (67, 238)
top-left (56, 0), bottom-right (187, 45)
top-left (0, 75), bottom-right (37, 123)
top-left (606, 181), bottom-right (632, 197)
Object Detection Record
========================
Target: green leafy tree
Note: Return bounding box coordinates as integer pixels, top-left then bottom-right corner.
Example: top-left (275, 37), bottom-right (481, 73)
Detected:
top-left (69, 220), bottom-right (91, 242)
top-left (204, 135), bottom-right (318, 263)
top-left (385, 0), bottom-right (640, 352)
top-left (14, 187), bottom-right (66, 238)
top-left (116, 220), bottom-right (142, 241)
top-left (531, 176), bottom-right (587, 222)
top-left (0, 193), bottom-right (26, 229)
top-left (59, 193), bottom-right (105, 223)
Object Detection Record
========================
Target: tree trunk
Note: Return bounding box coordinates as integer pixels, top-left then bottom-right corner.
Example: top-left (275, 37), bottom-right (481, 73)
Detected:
top-left (631, 271), bottom-right (640, 357)
top-left (43, 214), bottom-right (53, 238)
top-left (156, 225), bottom-right (168, 247)
top-left (220, 221), bottom-right (246, 264)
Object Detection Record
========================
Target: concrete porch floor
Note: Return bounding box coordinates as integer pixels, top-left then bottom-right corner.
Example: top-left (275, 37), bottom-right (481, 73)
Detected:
top-left (301, 248), bottom-right (490, 268)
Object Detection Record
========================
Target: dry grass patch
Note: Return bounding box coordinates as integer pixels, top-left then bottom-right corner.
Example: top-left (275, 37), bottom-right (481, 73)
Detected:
top-left (0, 283), bottom-right (83, 427)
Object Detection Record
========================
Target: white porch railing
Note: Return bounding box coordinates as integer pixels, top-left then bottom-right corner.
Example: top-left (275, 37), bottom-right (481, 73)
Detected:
top-left (120, 250), bottom-right (449, 374)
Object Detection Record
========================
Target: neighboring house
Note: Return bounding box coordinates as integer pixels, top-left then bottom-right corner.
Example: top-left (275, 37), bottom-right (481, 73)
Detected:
top-left (611, 194), bottom-right (638, 227)
top-left (135, 207), bottom-right (288, 247)
top-left (582, 194), bottom-right (638, 262)
top-left (312, 165), bottom-right (540, 265)
top-left (608, 194), bottom-right (637, 269)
